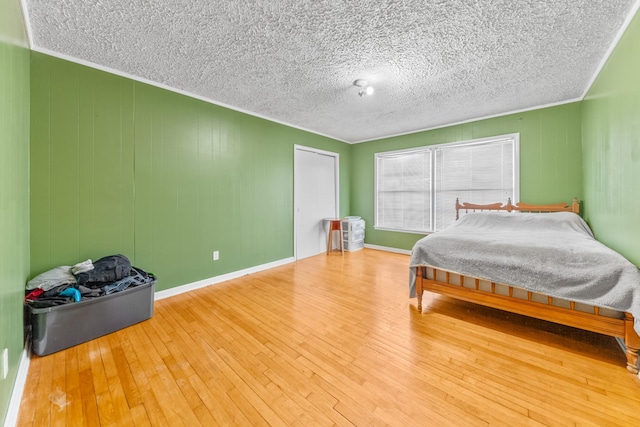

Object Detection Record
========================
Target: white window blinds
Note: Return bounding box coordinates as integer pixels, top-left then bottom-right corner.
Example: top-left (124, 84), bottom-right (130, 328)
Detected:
top-left (435, 138), bottom-right (515, 230)
top-left (376, 149), bottom-right (432, 233)
top-left (375, 134), bottom-right (519, 233)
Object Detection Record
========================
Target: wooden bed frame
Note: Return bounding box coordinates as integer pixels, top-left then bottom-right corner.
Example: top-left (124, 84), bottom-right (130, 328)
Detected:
top-left (415, 198), bottom-right (640, 374)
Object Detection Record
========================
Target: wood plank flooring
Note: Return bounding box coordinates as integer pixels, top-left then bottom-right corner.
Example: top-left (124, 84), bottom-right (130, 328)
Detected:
top-left (17, 249), bottom-right (640, 426)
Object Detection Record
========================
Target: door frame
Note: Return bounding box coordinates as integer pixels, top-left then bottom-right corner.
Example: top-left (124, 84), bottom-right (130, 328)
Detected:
top-left (293, 145), bottom-right (340, 260)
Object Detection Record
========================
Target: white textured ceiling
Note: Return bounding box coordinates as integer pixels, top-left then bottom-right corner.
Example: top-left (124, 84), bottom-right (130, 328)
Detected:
top-left (26, 0), bottom-right (637, 143)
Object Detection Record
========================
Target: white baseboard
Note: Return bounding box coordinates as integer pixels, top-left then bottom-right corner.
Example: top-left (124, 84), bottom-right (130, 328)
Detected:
top-left (4, 343), bottom-right (31, 427)
top-left (3, 257), bottom-right (294, 425)
top-left (154, 257), bottom-right (296, 301)
top-left (364, 244), bottom-right (412, 255)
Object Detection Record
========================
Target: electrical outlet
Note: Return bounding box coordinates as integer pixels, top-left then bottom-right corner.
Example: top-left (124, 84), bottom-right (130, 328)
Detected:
top-left (2, 348), bottom-right (7, 380)
top-left (213, 250), bottom-right (219, 261)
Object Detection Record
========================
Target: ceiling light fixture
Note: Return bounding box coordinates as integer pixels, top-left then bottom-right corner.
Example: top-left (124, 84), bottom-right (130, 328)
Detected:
top-left (353, 79), bottom-right (374, 97)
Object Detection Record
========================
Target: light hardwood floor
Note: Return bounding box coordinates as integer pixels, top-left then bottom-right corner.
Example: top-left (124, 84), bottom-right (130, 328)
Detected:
top-left (17, 249), bottom-right (640, 426)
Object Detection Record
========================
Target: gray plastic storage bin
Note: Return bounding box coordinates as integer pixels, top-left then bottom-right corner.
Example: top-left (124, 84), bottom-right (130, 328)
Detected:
top-left (28, 281), bottom-right (155, 356)
top-left (342, 218), bottom-right (365, 251)
top-left (344, 239), bottom-right (364, 252)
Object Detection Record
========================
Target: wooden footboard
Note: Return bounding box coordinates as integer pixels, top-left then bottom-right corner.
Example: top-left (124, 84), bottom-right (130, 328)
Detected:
top-left (415, 266), bottom-right (640, 374)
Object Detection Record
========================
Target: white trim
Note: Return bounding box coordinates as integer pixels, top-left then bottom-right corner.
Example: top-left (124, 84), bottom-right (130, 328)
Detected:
top-left (4, 258), bottom-right (294, 424)
top-left (28, 46), bottom-right (346, 144)
top-left (581, 0), bottom-right (640, 99)
top-left (19, 0), bottom-right (33, 49)
top-left (364, 244), bottom-right (412, 255)
top-left (4, 344), bottom-right (31, 427)
top-left (27, 41), bottom-right (586, 147)
top-left (154, 257), bottom-right (295, 301)
top-left (374, 133), bottom-right (520, 233)
top-left (293, 145), bottom-right (339, 158)
top-left (373, 226), bottom-right (430, 236)
top-left (24, 2), bottom-right (638, 145)
top-left (293, 145), bottom-right (340, 261)
top-left (0, 0), bottom-right (32, 47)
top-left (352, 99), bottom-right (580, 144)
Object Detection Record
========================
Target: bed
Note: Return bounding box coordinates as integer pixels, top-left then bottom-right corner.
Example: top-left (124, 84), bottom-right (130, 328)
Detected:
top-left (409, 198), bottom-right (640, 374)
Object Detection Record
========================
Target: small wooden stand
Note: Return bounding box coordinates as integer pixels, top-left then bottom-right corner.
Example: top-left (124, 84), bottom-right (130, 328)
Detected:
top-left (326, 219), bottom-right (344, 255)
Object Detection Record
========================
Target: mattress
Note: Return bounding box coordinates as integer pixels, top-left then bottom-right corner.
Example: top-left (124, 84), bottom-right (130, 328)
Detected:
top-left (410, 212), bottom-right (640, 332)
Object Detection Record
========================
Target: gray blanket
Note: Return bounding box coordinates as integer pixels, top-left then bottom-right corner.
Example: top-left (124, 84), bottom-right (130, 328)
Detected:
top-left (409, 212), bottom-right (640, 333)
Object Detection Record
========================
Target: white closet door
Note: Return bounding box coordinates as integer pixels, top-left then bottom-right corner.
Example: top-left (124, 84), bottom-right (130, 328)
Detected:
top-left (294, 147), bottom-right (338, 260)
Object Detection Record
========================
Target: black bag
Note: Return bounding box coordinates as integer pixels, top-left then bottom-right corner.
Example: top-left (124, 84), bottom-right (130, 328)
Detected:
top-left (77, 254), bottom-right (132, 288)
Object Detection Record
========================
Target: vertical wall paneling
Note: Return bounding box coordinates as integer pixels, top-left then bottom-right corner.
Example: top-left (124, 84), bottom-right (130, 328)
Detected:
top-left (0, 0), bottom-right (30, 423)
top-left (21, 9), bottom-right (640, 424)
top-left (350, 103), bottom-right (583, 250)
top-left (132, 83), bottom-right (154, 273)
top-left (30, 53), bottom-right (351, 292)
top-left (29, 54), bottom-right (51, 275)
top-left (77, 67), bottom-right (96, 260)
top-left (49, 60), bottom-right (80, 266)
top-left (582, 9), bottom-right (640, 266)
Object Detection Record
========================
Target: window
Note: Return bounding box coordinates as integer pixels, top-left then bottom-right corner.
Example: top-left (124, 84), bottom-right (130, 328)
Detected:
top-left (375, 133), bottom-right (519, 233)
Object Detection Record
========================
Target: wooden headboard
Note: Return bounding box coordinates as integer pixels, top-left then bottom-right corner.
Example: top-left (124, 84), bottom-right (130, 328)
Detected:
top-left (455, 197), bottom-right (580, 220)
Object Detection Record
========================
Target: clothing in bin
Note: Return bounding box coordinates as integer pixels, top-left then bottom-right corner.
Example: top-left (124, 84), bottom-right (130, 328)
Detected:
top-left (25, 254), bottom-right (157, 357)
top-left (25, 254), bottom-right (155, 307)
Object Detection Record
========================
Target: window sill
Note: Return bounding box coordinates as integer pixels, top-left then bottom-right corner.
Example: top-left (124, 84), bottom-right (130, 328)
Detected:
top-left (373, 226), bottom-right (433, 236)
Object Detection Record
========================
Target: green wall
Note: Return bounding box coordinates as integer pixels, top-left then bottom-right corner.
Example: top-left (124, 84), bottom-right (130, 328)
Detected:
top-left (0, 0), bottom-right (30, 423)
top-left (11, 5), bottom-right (640, 420)
top-left (582, 10), bottom-right (640, 266)
top-left (351, 103), bottom-right (583, 250)
top-left (30, 53), bottom-right (350, 291)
